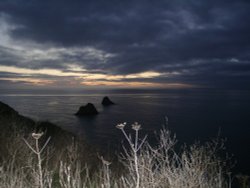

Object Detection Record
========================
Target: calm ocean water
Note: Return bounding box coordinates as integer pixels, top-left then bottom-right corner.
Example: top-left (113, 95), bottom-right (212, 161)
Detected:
top-left (1, 89), bottom-right (250, 173)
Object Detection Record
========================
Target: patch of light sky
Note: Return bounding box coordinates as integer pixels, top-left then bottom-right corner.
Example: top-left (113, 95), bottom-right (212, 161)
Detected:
top-left (0, 14), bottom-right (186, 88)
top-left (0, 15), bottom-right (115, 70)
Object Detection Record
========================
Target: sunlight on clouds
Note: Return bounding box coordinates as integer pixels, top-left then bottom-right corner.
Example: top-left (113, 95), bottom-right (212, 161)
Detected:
top-left (0, 65), bottom-right (85, 77)
top-left (0, 65), bottom-right (163, 80)
top-left (0, 65), bottom-right (191, 88)
top-left (80, 71), bottom-right (163, 80)
top-left (0, 78), bottom-right (54, 86)
top-left (125, 71), bottom-right (162, 79)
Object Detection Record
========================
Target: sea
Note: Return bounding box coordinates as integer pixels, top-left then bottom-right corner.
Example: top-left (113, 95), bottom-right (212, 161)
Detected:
top-left (1, 88), bottom-right (250, 174)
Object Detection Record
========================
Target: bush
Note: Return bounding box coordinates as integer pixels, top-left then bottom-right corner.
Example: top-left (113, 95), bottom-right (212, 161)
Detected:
top-left (0, 122), bottom-right (244, 188)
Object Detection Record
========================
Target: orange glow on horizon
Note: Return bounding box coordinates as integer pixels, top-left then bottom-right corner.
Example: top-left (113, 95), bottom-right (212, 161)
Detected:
top-left (0, 65), bottom-right (163, 80)
top-left (0, 65), bottom-right (195, 88)
top-left (81, 81), bottom-right (194, 88)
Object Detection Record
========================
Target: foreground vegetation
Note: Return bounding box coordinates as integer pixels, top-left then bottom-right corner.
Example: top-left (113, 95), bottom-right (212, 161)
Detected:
top-left (1, 121), bottom-right (249, 188)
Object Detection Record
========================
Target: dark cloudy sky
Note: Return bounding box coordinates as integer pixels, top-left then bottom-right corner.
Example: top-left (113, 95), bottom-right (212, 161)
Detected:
top-left (0, 0), bottom-right (250, 90)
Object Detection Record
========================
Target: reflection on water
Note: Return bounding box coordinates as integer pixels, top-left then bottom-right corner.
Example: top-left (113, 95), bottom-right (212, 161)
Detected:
top-left (0, 89), bottom-right (250, 173)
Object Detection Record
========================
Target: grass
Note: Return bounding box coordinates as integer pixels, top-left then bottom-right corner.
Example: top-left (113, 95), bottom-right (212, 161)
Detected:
top-left (0, 122), bottom-right (249, 188)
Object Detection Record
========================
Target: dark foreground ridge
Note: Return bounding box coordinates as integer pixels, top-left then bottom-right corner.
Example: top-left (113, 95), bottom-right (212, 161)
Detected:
top-left (102, 96), bottom-right (115, 106)
top-left (75, 103), bottom-right (99, 116)
top-left (0, 101), bottom-right (89, 162)
top-left (0, 101), bottom-right (74, 139)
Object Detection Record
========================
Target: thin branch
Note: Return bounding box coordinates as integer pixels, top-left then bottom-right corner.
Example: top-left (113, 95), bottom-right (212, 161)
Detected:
top-left (40, 137), bottom-right (51, 154)
top-left (22, 138), bottom-right (37, 154)
top-left (137, 135), bottom-right (148, 152)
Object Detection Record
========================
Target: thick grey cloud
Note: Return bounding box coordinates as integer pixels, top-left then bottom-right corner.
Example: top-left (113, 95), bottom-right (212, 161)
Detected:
top-left (0, 0), bottom-right (250, 89)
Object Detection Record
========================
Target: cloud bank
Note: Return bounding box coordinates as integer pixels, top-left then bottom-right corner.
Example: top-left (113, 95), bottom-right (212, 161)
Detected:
top-left (0, 0), bottom-right (250, 89)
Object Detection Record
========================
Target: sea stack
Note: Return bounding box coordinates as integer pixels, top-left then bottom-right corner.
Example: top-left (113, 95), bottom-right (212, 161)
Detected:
top-left (75, 103), bottom-right (98, 116)
top-left (102, 96), bottom-right (115, 106)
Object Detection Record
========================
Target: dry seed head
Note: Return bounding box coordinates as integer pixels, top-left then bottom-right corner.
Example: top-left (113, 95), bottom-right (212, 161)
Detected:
top-left (32, 132), bottom-right (44, 140)
top-left (116, 122), bottom-right (126, 129)
top-left (132, 122), bottom-right (141, 131)
top-left (100, 156), bottom-right (112, 166)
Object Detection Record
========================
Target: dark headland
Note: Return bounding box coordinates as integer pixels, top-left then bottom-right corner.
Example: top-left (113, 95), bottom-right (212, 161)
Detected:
top-left (0, 101), bottom-right (94, 163)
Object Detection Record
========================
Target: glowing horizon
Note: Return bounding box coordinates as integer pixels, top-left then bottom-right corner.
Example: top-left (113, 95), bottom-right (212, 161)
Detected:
top-left (0, 65), bottom-right (194, 88)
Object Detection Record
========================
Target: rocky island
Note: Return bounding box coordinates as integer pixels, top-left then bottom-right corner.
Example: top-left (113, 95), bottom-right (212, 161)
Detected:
top-left (102, 96), bottom-right (115, 106)
top-left (75, 103), bottom-right (99, 116)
